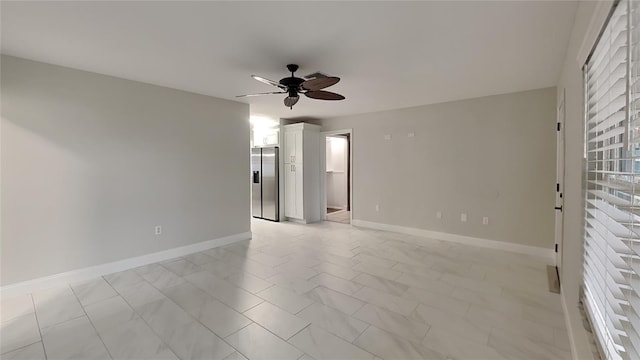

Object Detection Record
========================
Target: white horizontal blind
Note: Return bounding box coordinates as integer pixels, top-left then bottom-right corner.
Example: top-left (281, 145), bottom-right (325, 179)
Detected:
top-left (584, 0), bottom-right (640, 359)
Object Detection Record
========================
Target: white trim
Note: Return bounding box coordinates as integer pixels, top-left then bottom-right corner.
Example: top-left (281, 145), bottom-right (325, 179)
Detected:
top-left (562, 291), bottom-right (579, 360)
top-left (351, 219), bottom-right (554, 261)
top-left (555, 89), bottom-right (566, 270)
top-left (286, 217), bottom-right (309, 224)
top-left (562, 289), bottom-right (601, 360)
top-left (0, 231), bottom-right (251, 298)
top-left (576, 0), bottom-right (615, 65)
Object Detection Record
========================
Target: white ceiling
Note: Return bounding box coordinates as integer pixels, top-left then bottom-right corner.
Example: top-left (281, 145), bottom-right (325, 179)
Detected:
top-left (1, 1), bottom-right (578, 120)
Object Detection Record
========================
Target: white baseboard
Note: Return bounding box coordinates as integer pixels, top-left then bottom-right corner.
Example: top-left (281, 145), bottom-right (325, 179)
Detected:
top-left (287, 217), bottom-right (308, 224)
top-left (0, 231), bottom-right (251, 298)
top-left (351, 219), bottom-right (554, 261)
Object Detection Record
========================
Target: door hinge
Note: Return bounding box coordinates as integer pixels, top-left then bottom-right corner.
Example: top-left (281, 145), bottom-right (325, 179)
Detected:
top-left (555, 244), bottom-right (558, 253)
top-left (557, 122), bottom-right (561, 131)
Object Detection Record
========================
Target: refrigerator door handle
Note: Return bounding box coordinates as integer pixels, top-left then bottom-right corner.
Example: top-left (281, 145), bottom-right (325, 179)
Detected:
top-left (253, 171), bottom-right (260, 183)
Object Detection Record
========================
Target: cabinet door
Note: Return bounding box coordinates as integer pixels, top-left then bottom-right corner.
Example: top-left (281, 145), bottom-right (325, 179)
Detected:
top-left (284, 130), bottom-right (303, 163)
top-left (284, 131), bottom-right (297, 163)
top-left (294, 163), bottom-right (304, 218)
top-left (293, 131), bottom-right (303, 163)
top-left (284, 163), bottom-right (297, 218)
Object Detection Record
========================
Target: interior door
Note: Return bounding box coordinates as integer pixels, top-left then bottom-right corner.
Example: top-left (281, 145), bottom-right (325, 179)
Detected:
top-left (555, 96), bottom-right (566, 274)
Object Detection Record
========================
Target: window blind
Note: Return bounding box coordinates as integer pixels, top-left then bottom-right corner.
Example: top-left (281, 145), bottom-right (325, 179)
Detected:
top-left (584, 1), bottom-right (640, 359)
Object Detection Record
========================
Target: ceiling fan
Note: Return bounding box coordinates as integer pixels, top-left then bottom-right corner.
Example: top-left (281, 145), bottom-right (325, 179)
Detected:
top-left (237, 64), bottom-right (345, 109)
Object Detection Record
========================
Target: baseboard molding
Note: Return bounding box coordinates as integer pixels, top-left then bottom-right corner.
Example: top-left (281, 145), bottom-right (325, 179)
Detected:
top-left (0, 231), bottom-right (251, 298)
top-left (287, 217), bottom-right (308, 224)
top-left (351, 219), bottom-right (553, 260)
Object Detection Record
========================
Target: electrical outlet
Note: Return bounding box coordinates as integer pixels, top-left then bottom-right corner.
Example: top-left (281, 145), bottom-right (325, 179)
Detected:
top-left (408, 132), bottom-right (415, 138)
top-left (375, 204), bottom-right (380, 212)
top-left (436, 211), bottom-right (442, 219)
top-left (461, 213), bottom-right (467, 222)
top-left (483, 217), bottom-right (489, 225)
top-left (155, 226), bottom-right (162, 235)
top-left (384, 134), bottom-right (391, 140)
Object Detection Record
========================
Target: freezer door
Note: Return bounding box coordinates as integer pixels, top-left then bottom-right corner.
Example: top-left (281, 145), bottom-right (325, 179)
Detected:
top-left (261, 147), bottom-right (279, 221)
top-left (251, 148), bottom-right (262, 218)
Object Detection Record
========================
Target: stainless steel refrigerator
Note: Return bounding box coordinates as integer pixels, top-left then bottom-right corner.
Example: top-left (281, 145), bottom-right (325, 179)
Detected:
top-left (251, 146), bottom-right (279, 221)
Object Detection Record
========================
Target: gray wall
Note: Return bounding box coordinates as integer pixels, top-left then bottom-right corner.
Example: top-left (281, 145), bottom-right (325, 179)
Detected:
top-left (321, 87), bottom-right (556, 249)
top-left (1, 55), bottom-right (250, 286)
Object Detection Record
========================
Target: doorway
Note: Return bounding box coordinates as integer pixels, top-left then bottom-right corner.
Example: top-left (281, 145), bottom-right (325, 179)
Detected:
top-left (322, 130), bottom-right (352, 224)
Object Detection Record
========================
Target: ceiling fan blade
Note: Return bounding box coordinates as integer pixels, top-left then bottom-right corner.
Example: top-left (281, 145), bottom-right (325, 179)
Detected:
top-left (252, 75), bottom-right (285, 89)
top-left (301, 77), bottom-right (340, 91)
top-left (236, 91), bottom-right (286, 98)
top-left (304, 90), bottom-right (345, 100)
top-left (284, 96), bottom-right (299, 108)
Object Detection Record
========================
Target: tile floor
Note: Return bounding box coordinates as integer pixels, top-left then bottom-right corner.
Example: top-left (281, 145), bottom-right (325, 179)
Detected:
top-left (326, 210), bottom-right (350, 224)
top-left (1, 220), bottom-right (571, 359)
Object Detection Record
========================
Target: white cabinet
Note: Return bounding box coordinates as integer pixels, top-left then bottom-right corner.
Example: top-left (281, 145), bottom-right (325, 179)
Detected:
top-left (284, 130), bottom-right (302, 164)
top-left (284, 163), bottom-right (304, 219)
top-left (283, 123), bottom-right (320, 223)
top-left (253, 127), bottom-right (279, 147)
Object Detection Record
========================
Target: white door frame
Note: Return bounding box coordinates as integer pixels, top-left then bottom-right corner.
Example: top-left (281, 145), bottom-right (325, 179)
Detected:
top-left (555, 91), bottom-right (566, 273)
top-left (320, 129), bottom-right (353, 223)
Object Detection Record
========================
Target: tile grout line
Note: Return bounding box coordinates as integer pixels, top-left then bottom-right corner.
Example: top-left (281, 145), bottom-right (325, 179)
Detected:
top-left (139, 266), bottom-right (253, 358)
top-left (5, 294), bottom-right (45, 358)
top-left (285, 322), bottom-right (313, 341)
top-left (293, 299), bottom-right (315, 316)
top-left (0, 340), bottom-right (44, 358)
top-left (345, 324), bottom-right (379, 359)
top-left (221, 320), bottom-right (254, 340)
top-left (69, 282), bottom-right (115, 360)
top-left (350, 323), bottom-right (371, 345)
top-left (164, 252), bottom-right (319, 351)
top-left (221, 320), bottom-right (256, 359)
top-left (110, 281), bottom-right (181, 359)
top-left (27, 221), bottom-right (569, 360)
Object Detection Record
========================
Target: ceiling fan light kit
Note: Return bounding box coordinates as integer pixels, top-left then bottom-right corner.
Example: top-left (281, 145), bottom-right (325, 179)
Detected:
top-left (237, 64), bottom-right (345, 109)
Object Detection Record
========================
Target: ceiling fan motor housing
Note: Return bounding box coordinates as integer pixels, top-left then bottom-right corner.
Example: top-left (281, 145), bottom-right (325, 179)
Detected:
top-left (280, 63), bottom-right (304, 93)
top-left (279, 76), bottom-right (304, 88)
